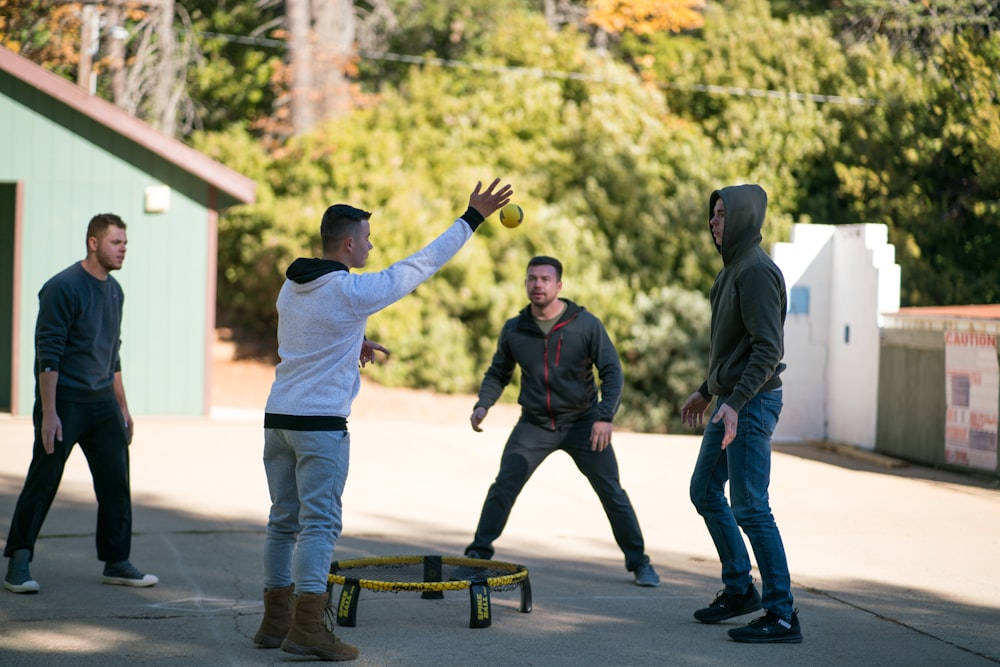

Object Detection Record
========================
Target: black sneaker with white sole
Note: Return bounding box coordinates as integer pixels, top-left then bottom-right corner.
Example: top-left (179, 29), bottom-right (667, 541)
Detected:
top-left (728, 610), bottom-right (803, 643)
top-left (694, 584), bottom-right (762, 623)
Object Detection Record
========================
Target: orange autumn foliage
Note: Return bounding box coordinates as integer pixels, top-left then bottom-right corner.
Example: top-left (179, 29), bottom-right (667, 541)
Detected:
top-left (586, 0), bottom-right (704, 35)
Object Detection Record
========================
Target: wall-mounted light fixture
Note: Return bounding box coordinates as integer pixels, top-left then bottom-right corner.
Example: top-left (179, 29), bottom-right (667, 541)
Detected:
top-left (144, 185), bottom-right (170, 213)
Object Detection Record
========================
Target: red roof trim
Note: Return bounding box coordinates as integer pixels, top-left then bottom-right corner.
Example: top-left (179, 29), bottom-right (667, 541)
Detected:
top-left (0, 46), bottom-right (256, 205)
top-left (894, 305), bottom-right (1000, 321)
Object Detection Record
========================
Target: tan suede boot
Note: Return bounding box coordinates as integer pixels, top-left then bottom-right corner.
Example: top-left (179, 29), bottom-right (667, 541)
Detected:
top-left (253, 585), bottom-right (293, 648)
top-left (281, 592), bottom-right (360, 661)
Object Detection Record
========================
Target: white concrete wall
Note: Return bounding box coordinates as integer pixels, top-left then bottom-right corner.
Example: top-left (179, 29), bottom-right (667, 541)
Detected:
top-left (771, 224), bottom-right (900, 449)
top-left (771, 225), bottom-right (834, 443)
top-left (826, 225), bottom-right (900, 447)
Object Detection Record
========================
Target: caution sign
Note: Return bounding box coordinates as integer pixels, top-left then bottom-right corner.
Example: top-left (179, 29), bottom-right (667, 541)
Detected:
top-left (944, 331), bottom-right (999, 471)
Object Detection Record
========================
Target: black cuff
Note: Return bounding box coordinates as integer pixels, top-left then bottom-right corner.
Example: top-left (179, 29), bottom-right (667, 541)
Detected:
top-left (697, 382), bottom-right (712, 402)
top-left (461, 207), bottom-right (485, 232)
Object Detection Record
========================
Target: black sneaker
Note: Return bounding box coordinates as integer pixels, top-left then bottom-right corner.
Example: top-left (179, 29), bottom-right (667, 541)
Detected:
top-left (728, 610), bottom-right (803, 644)
top-left (694, 584), bottom-right (762, 623)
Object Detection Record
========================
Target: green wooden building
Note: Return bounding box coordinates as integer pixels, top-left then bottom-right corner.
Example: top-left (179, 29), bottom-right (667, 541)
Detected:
top-left (0, 46), bottom-right (256, 416)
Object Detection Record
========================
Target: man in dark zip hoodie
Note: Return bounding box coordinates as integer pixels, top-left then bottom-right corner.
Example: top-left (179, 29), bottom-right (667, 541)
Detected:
top-left (681, 184), bottom-right (802, 643)
top-left (463, 256), bottom-right (660, 587)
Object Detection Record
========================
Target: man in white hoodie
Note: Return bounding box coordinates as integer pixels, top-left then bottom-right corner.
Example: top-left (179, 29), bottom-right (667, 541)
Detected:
top-left (253, 179), bottom-right (513, 661)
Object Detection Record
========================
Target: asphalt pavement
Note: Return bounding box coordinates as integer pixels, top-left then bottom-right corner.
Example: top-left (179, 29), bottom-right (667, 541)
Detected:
top-left (0, 400), bottom-right (998, 666)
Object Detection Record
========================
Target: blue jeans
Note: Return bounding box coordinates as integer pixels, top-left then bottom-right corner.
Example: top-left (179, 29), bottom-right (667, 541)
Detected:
top-left (466, 418), bottom-right (649, 572)
top-left (689, 390), bottom-right (794, 620)
top-left (263, 428), bottom-right (350, 594)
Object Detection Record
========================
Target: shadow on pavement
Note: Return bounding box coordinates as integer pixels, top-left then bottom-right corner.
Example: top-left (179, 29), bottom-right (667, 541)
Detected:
top-left (1, 474), bottom-right (997, 667)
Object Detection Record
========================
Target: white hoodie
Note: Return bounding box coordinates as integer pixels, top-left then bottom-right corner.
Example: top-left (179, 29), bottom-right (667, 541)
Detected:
top-left (264, 218), bottom-right (473, 421)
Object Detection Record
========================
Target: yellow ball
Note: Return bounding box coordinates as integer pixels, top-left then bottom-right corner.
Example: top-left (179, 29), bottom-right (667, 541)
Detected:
top-left (499, 204), bottom-right (524, 228)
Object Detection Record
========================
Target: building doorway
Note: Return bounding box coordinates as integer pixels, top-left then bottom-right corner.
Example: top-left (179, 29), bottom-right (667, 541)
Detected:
top-left (0, 182), bottom-right (18, 412)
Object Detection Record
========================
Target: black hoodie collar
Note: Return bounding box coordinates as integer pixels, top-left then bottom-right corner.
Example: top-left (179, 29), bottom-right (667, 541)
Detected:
top-left (286, 258), bottom-right (349, 284)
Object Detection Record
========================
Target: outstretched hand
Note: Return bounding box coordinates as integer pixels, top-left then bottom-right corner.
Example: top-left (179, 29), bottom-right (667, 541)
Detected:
top-left (468, 178), bottom-right (513, 220)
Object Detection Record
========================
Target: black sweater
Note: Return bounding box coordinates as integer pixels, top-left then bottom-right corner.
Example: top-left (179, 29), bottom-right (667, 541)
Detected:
top-left (34, 262), bottom-right (123, 401)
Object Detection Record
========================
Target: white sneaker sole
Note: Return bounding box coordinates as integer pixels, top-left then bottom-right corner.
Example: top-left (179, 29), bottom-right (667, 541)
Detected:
top-left (102, 573), bottom-right (159, 587)
top-left (4, 578), bottom-right (40, 593)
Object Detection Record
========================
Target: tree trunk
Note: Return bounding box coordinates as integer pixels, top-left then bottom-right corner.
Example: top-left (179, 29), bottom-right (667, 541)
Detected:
top-left (287, 0), bottom-right (316, 135)
top-left (77, 3), bottom-right (99, 93)
top-left (152, 0), bottom-right (178, 135)
top-left (543, 0), bottom-right (557, 28)
top-left (106, 1), bottom-right (127, 105)
top-left (312, 0), bottom-right (355, 121)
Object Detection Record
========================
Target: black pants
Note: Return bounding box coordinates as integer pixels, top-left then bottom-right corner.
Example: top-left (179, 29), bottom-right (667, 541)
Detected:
top-left (4, 396), bottom-right (133, 563)
top-left (465, 418), bottom-right (649, 571)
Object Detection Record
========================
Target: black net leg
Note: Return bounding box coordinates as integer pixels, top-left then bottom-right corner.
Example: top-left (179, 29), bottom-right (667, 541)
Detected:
top-left (468, 579), bottom-right (492, 628)
top-left (421, 555), bottom-right (445, 599)
top-left (519, 575), bottom-right (532, 613)
top-left (336, 578), bottom-right (361, 627)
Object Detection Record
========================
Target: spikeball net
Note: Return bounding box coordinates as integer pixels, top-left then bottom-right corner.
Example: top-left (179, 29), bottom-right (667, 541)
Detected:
top-left (325, 555), bottom-right (532, 628)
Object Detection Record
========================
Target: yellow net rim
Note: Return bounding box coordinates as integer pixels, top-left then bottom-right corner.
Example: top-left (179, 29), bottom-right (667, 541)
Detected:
top-left (327, 555), bottom-right (528, 592)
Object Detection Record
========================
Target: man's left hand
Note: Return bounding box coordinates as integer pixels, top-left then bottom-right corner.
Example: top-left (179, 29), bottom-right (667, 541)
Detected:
top-left (122, 407), bottom-right (134, 445)
top-left (360, 339), bottom-right (390, 367)
top-left (711, 403), bottom-right (738, 449)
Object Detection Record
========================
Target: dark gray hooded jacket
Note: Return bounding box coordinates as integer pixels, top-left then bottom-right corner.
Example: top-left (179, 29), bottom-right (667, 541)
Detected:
top-left (698, 184), bottom-right (787, 413)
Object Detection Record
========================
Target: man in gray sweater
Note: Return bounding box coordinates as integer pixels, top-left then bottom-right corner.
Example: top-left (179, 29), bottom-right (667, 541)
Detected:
top-left (254, 179), bottom-right (513, 661)
top-left (4, 213), bottom-right (157, 594)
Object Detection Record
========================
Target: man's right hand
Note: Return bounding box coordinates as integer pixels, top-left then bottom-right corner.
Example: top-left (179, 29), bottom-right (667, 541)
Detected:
top-left (41, 412), bottom-right (62, 455)
top-left (468, 178), bottom-right (513, 220)
top-left (470, 406), bottom-right (488, 432)
top-left (680, 392), bottom-right (709, 428)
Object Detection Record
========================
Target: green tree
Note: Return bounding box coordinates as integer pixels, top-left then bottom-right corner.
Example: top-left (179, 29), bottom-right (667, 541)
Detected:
top-left (621, 0), bottom-right (1000, 307)
top-left (830, 0), bottom-right (999, 54)
top-left (824, 30), bottom-right (1000, 305)
top-left (195, 9), bottom-right (720, 429)
top-left (618, 285), bottom-right (711, 433)
top-left (183, 0), bottom-right (286, 135)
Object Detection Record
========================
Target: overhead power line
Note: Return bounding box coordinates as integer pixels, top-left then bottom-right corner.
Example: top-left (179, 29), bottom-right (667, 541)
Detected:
top-left (195, 30), bottom-right (878, 107)
top-left (357, 49), bottom-right (878, 106)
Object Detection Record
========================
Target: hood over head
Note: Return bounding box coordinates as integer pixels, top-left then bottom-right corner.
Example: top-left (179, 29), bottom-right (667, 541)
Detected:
top-left (710, 184), bottom-right (767, 264)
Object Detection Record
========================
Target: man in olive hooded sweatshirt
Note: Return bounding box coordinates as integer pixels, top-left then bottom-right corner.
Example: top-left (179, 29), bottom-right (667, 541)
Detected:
top-left (680, 184), bottom-right (801, 643)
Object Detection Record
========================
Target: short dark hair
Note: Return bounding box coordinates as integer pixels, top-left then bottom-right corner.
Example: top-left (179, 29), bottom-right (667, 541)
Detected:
top-left (321, 204), bottom-right (371, 253)
top-left (86, 213), bottom-right (126, 244)
top-left (527, 255), bottom-right (562, 280)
